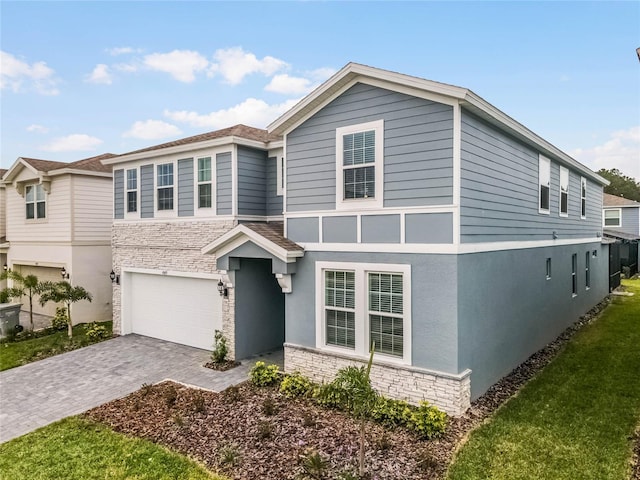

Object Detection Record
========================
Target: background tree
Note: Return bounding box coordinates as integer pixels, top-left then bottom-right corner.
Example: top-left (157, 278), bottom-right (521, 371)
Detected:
top-left (39, 281), bottom-right (92, 339)
top-left (0, 270), bottom-right (43, 331)
top-left (597, 168), bottom-right (640, 202)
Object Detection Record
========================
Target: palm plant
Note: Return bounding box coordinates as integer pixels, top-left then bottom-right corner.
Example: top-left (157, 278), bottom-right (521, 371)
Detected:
top-left (0, 269), bottom-right (43, 331)
top-left (39, 281), bottom-right (92, 339)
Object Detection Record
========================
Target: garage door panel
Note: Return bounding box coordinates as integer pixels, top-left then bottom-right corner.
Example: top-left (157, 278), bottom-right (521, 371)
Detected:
top-left (128, 273), bottom-right (222, 351)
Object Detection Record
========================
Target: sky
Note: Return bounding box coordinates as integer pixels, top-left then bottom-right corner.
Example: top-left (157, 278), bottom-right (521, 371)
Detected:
top-left (1, 1), bottom-right (639, 178)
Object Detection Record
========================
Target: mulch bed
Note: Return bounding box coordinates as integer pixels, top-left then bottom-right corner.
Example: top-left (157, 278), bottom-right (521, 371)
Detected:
top-left (204, 360), bottom-right (241, 372)
top-left (85, 298), bottom-right (615, 479)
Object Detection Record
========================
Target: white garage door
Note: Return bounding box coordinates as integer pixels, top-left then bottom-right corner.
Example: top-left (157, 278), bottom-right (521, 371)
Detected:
top-left (127, 273), bottom-right (222, 351)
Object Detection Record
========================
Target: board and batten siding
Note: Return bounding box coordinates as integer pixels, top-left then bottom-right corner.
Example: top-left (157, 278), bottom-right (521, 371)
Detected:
top-left (266, 156), bottom-right (283, 216)
top-left (140, 164), bottom-right (154, 218)
top-left (113, 169), bottom-right (124, 219)
top-left (177, 158), bottom-right (194, 217)
top-left (216, 152), bottom-right (232, 215)
top-left (6, 175), bottom-right (73, 242)
top-left (72, 175), bottom-right (113, 242)
top-left (460, 110), bottom-right (602, 243)
top-left (286, 83), bottom-right (454, 212)
top-left (237, 146), bottom-right (267, 216)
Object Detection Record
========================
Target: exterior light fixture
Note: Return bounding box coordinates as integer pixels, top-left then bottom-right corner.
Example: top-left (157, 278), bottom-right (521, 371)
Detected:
top-left (217, 280), bottom-right (228, 298)
top-left (552, 231), bottom-right (558, 240)
top-left (2, 263), bottom-right (7, 271)
top-left (60, 267), bottom-right (70, 280)
top-left (109, 270), bottom-right (120, 285)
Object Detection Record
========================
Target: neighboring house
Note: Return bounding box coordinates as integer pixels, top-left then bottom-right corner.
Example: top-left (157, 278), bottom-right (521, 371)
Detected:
top-left (1, 155), bottom-right (115, 323)
top-left (603, 192), bottom-right (640, 278)
top-left (107, 63), bottom-right (609, 416)
top-left (0, 169), bottom-right (7, 292)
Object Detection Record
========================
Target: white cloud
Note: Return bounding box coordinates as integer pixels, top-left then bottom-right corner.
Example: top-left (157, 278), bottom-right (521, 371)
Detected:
top-left (0, 50), bottom-right (59, 95)
top-left (114, 62), bottom-right (139, 73)
top-left (143, 50), bottom-right (209, 83)
top-left (164, 97), bottom-right (300, 130)
top-left (41, 134), bottom-right (103, 152)
top-left (26, 124), bottom-right (49, 134)
top-left (106, 47), bottom-right (141, 56)
top-left (570, 126), bottom-right (640, 179)
top-left (85, 64), bottom-right (113, 84)
top-left (307, 67), bottom-right (337, 81)
top-left (123, 120), bottom-right (182, 140)
top-left (208, 47), bottom-right (288, 85)
top-left (265, 74), bottom-right (315, 95)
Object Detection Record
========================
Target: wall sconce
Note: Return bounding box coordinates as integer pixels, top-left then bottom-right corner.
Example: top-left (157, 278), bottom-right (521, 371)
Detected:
top-left (109, 270), bottom-right (120, 285)
top-left (60, 267), bottom-right (70, 280)
top-left (2, 263), bottom-right (7, 271)
top-left (217, 280), bottom-right (228, 298)
top-left (552, 231), bottom-right (558, 240)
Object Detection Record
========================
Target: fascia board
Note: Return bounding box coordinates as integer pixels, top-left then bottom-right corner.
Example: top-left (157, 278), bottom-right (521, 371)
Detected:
top-left (3, 158), bottom-right (41, 183)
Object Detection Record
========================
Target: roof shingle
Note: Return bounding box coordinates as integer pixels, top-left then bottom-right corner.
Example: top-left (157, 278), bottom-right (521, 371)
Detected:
top-left (20, 153), bottom-right (116, 175)
top-left (603, 193), bottom-right (640, 207)
top-left (242, 222), bottom-right (304, 253)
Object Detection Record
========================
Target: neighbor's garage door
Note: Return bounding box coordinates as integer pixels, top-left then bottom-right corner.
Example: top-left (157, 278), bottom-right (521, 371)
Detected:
top-left (127, 273), bottom-right (222, 351)
top-left (15, 265), bottom-right (62, 317)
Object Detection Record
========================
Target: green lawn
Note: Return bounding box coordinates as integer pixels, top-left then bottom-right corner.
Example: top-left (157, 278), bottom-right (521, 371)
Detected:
top-left (0, 321), bottom-right (113, 371)
top-left (0, 417), bottom-right (225, 480)
top-left (447, 278), bottom-right (640, 480)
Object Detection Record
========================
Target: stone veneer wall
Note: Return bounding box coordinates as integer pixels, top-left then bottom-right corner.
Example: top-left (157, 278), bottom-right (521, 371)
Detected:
top-left (112, 220), bottom-right (237, 358)
top-left (284, 343), bottom-right (471, 416)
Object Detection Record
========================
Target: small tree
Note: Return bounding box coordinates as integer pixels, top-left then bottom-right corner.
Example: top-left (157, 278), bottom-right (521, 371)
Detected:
top-left (39, 281), bottom-right (92, 339)
top-left (0, 269), bottom-right (44, 331)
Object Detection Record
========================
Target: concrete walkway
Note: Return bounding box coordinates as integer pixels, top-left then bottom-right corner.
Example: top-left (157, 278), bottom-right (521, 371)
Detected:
top-left (0, 334), bottom-right (283, 443)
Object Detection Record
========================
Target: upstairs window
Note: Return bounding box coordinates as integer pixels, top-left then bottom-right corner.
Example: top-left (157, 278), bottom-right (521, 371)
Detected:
top-left (336, 120), bottom-right (384, 210)
top-left (603, 209), bottom-right (621, 227)
top-left (126, 169), bottom-right (137, 213)
top-left (559, 166), bottom-right (569, 217)
top-left (539, 155), bottom-right (550, 214)
top-left (580, 177), bottom-right (587, 219)
top-left (157, 163), bottom-right (174, 211)
top-left (197, 157), bottom-right (212, 209)
top-left (25, 184), bottom-right (46, 219)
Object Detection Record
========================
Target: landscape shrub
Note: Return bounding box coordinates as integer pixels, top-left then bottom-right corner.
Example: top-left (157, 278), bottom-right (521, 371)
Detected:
top-left (371, 396), bottom-right (413, 428)
top-left (279, 371), bottom-right (313, 398)
top-left (249, 361), bottom-right (280, 387)
top-left (313, 382), bottom-right (346, 409)
top-left (50, 307), bottom-right (68, 331)
top-left (407, 401), bottom-right (448, 439)
top-left (211, 329), bottom-right (228, 363)
top-left (85, 322), bottom-right (109, 341)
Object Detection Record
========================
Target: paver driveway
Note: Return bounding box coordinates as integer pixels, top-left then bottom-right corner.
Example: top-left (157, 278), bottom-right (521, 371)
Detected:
top-left (0, 334), bottom-right (283, 443)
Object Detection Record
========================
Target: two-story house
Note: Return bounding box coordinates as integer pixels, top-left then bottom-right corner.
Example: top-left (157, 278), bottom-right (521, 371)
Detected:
top-left (107, 63), bottom-right (609, 415)
top-left (1, 155), bottom-right (115, 323)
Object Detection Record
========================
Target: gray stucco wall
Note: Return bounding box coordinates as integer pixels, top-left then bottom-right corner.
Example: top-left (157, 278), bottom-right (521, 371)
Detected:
top-left (140, 164), bottom-right (154, 218)
top-left (287, 217), bottom-right (319, 243)
top-left (177, 158), bottom-right (194, 217)
top-left (234, 258), bottom-right (285, 359)
top-left (456, 242), bottom-right (609, 399)
top-left (266, 156), bottom-right (283, 216)
top-left (237, 146), bottom-right (267, 216)
top-left (286, 82), bottom-right (454, 212)
top-left (216, 152), bottom-right (232, 215)
top-left (114, 169), bottom-right (124, 219)
top-left (460, 110), bottom-right (603, 242)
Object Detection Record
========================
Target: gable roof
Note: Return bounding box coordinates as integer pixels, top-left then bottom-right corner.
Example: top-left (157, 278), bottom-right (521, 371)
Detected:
top-left (2, 153), bottom-right (116, 183)
top-left (603, 193), bottom-right (640, 208)
top-left (268, 62), bottom-right (608, 186)
top-left (102, 124), bottom-right (282, 165)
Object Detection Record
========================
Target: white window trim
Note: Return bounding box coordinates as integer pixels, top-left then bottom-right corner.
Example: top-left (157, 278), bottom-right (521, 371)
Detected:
top-left (25, 183), bottom-right (47, 221)
top-left (154, 161), bottom-right (176, 216)
top-left (315, 261), bottom-right (411, 365)
top-left (559, 166), bottom-right (569, 217)
top-left (194, 156), bottom-right (216, 216)
top-left (538, 155), bottom-right (551, 215)
top-left (125, 167), bottom-right (139, 219)
top-left (603, 208), bottom-right (621, 228)
top-left (580, 176), bottom-right (587, 219)
top-left (335, 119), bottom-right (384, 211)
top-left (546, 257), bottom-right (552, 280)
top-left (276, 156), bottom-right (285, 197)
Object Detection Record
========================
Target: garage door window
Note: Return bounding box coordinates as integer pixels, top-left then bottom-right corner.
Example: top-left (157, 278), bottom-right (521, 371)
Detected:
top-left (26, 184), bottom-right (46, 219)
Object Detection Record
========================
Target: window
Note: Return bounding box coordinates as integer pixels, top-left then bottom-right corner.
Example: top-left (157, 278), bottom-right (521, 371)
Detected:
top-left (25, 184), bottom-right (46, 219)
top-left (157, 163), bottom-right (174, 211)
top-left (571, 253), bottom-right (578, 296)
top-left (126, 169), bottom-right (137, 213)
top-left (539, 155), bottom-right (550, 214)
top-left (559, 166), bottom-right (569, 216)
top-left (580, 177), bottom-right (587, 218)
top-left (197, 157), bottom-right (212, 208)
top-left (585, 251), bottom-right (590, 289)
top-left (276, 157), bottom-right (285, 196)
top-left (335, 120), bottom-right (384, 209)
top-left (324, 271), bottom-right (356, 348)
top-left (317, 261), bottom-right (410, 363)
top-left (603, 209), bottom-right (621, 227)
top-left (546, 258), bottom-right (552, 280)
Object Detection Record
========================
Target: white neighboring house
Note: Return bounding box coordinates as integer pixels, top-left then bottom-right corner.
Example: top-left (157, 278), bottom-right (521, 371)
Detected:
top-left (1, 155), bottom-right (115, 323)
top-left (0, 169), bottom-right (7, 291)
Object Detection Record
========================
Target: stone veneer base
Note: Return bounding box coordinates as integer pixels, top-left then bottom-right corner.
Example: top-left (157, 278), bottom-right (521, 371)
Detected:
top-left (284, 343), bottom-right (471, 416)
